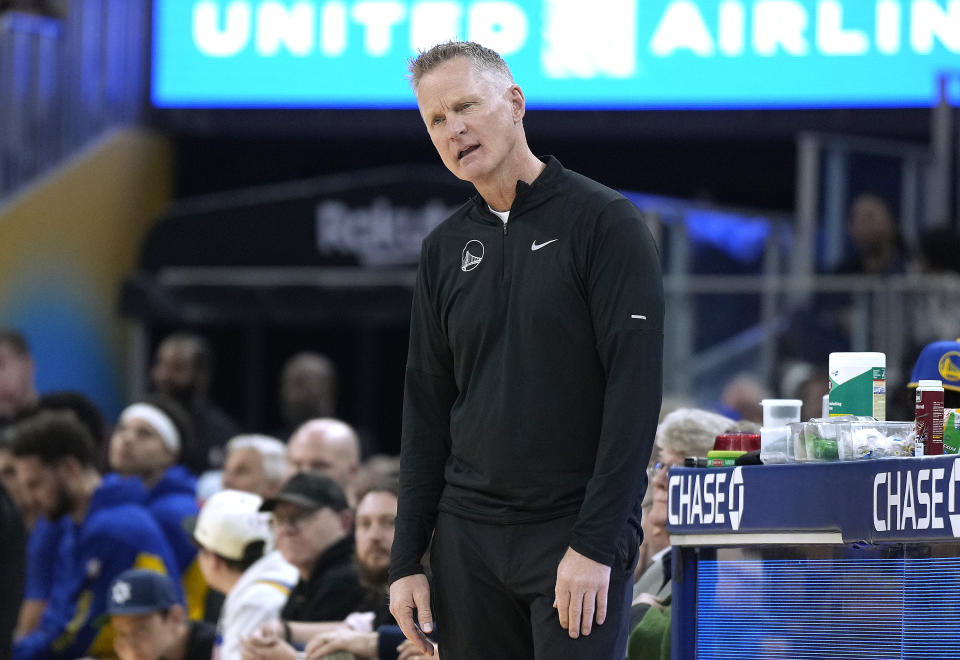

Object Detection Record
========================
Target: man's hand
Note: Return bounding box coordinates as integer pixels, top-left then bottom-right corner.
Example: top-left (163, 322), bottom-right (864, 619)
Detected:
top-left (388, 574), bottom-right (435, 656)
top-left (553, 547), bottom-right (611, 638)
top-left (303, 629), bottom-right (377, 659)
top-left (241, 632), bottom-right (296, 660)
top-left (397, 639), bottom-right (440, 660)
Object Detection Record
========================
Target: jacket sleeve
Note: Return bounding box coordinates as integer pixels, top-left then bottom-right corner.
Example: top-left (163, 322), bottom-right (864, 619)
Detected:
top-left (14, 533), bottom-right (172, 660)
top-left (569, 198), bottom-right (664, 566)
top-left (389, 244), bottom-right (458, 584)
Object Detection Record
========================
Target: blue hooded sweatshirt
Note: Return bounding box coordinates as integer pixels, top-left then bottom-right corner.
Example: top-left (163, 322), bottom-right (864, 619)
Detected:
top-left (14, 474), bottom-right (179, 660)
top-left (146, 465), bottom-right (209, 620)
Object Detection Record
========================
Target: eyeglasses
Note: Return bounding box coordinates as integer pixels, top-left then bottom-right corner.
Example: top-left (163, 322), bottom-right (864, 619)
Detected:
top-left (646, 462), bottom-right (664, 480)
top-left (270, 509), bottom-right (318, 530)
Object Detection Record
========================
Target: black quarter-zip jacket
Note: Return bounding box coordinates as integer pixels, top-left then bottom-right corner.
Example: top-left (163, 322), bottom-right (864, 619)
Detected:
top-left (390, 156), bottom-right (664, 582)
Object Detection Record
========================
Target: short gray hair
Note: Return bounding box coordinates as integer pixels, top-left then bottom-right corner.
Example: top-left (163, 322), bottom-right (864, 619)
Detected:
top-left (408, 40), bottom-right (514, 90)
top-left (226, 435), bottom-right (286, 488)
top-left (655, 408), bottom-right (735, 456)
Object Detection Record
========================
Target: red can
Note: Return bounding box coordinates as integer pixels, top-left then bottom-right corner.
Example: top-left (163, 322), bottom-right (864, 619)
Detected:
top-left (916, 379), bottom-right (945, 456)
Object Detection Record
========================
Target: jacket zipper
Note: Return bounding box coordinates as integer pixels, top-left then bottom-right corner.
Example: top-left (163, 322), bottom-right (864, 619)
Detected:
top-left (501, 220), bottom-right (508, 283)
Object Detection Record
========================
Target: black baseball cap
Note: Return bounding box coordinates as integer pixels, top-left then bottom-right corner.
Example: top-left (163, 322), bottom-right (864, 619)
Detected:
top-left (260, 472), bottom-right (349, 513)
top-left (106, 570), bottom-right (180, 616)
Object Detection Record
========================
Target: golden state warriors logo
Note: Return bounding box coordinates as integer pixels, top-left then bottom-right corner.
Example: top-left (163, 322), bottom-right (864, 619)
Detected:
top-left (940, 351), bottom-right (960, 385)
top-left (461, 240), bottom-right (484, 272)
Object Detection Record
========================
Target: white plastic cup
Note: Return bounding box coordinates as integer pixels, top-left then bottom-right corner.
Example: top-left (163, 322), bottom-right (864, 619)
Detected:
top-left (761, 399), bottom-right (803, 427)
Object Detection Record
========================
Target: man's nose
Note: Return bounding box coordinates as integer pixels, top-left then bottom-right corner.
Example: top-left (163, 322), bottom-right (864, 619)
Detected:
top-left (447, 116), bottom-right (466, 138)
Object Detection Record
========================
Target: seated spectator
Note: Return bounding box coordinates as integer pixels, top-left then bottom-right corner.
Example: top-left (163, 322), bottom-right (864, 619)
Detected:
top-left (242, 479), bottom-right (407, 660)
top-left (717, 373), bottom-right (768, 423)
top-left (627, 408), bottom-right (734, 660)
top-left (107, 569), bottom-right (216, 660)
top-left (110, 396), bottom-right (210, 621)
top-left (9, 410), bottom-right (178, 660)
top-left (835, 192), bottom-right (906, 276)
top-left (190, 489), bottom-right (297, 660)
top-left (0, 477), bottom-right (25, 660)
top-left (223, 435), bottom-right (287, 499)
top-left (0, 330), bottom-right (38, 434)
top-left (151, 332), bottom-right (239, 474)
top-left (907, 338), bottom-right (960, 410)
top-left (14, 392), bottom-right (108, 638)
top-left (262, 473), bottom-right (367, 624)
top-left (278, 353), bottom-right (338, 439)
top-left (285, 419), bottom-right (360, 504)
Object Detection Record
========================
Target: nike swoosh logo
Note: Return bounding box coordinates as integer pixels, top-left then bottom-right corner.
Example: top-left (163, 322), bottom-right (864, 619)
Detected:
top-left (531, 239), bottom-right (559, 251)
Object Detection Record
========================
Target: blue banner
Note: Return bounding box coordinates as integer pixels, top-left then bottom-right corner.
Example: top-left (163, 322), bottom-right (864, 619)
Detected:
top-left (666, 456), bottom-right (960, 543)
top-left (151, 0), bottom-right (960, 109)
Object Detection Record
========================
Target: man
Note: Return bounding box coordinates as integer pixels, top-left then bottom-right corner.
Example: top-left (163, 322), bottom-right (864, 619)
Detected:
top-left (261, 472), bottom-right (367, 624)
top-left (9, 410), bottom-right (179, 660)
top-left (278, 353), bottom-right (337, 438)
top-left (191, 489), bottom-right (297, 660)
top-left (109, 396), bottom-right (210, 621)
top-left (0, 330), bottom-right (38, 433)
top-left (389, 42), bottom-right (664, 660)
top-left (222, 435), bottom-right (287, 499)
top-left (151, 332), bottom-right (239, 473)
top-left (0, 478), bottom-right (25, 660)
top-left (284, 419), bottom-right (360, 502)
top-left (107, 569), bottom-right (216, 660)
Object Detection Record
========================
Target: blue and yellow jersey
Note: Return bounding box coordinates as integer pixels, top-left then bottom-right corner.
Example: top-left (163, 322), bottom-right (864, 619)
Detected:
top-left (14, 475), bottom-right (179, 660)
top-left (146, 465), bottom-right (210, 620)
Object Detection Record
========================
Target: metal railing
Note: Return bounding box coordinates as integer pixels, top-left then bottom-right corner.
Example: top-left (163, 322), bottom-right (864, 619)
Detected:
top-left (0, 0), bottom-right (148, 201)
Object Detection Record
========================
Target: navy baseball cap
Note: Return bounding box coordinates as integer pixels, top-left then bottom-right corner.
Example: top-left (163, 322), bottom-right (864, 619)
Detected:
top-left (909, 339), bottom-right (960, 393)
top-left (106, 569), bottom-right (180, 616)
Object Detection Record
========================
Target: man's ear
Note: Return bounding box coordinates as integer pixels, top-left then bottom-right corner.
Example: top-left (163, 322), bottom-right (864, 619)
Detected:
top-left (509, 85), bottom-right (526, 123)
top-left (339, 509), bottom-right (354, 531)
top-left (55, 455), bottom-right (84, 480)
top-left (167, 603), bottom-right (186, 625)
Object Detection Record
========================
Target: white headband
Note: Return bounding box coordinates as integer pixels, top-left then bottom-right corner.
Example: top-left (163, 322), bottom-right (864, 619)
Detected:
top-left (120, 403), bottom-right (180, 455)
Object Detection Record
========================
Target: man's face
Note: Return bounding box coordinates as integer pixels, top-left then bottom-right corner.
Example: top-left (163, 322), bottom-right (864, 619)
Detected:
top-left (222, 448), bottom-right (267, 496)
top-left (354, 491), bottom-right (397, 585)
top-left (647, 448), bottom-right (685, 534)
top-left (150, 340), bottom-right (197, 404)
top-left (272, 501), bottom-right (346, 573)
top-left (14, 455), bottom-right (73, 520)
top-left (281, 360), bottom-right (334, 424)
top-left (109, 417), bottom-right (175, 478)
top-left (0, 449), bottom-right (29, 512)
top-left (416, 57), bottom-right (523, 188)
top-left (0, 343), bottom-right (34, 419)
top-left (285, 431), bottom-right (352, 489)
top-left (111, 611), bottom-right (178, 660)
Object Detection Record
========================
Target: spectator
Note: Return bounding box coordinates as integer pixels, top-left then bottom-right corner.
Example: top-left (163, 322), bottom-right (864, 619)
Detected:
top-left (278, 353), bottom-right (337, 439)
top-left (243, 479), bottom-right (405, 660)
top-left (907, 338), bottom-right (960, 410)
top-left (262, 473), bottom-right (366, 624)
top-left (717, 373), bottom-right (769, 423)
top-left (0, 330), bottom-right (37, 434)
top-left (13, 392), bottom-right (108, 639)
top-left (285, 419), bottom-right (360, 503)
top-left (627, 408), bottom-right (733, 660)
top-left (151, 332), bottom-right (239, 474)
top-left (0, 478), bottom-right (25, 660)
top-left (107, 569), bottom-right (216, 660)
top-left (222, 435), bottom-right (287, 499)
top-left (9, 410), bottom-right (178, 660)
top-left (835, 192), bottom-right (906, 276)
top-left (190, 489), bottom-right (297, 660)
top-left (109, 396), bottom-right (210, 621)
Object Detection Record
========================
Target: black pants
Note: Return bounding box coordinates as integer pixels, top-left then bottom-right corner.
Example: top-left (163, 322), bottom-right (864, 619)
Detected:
top-left (431, 511), bottom-right (638, 660)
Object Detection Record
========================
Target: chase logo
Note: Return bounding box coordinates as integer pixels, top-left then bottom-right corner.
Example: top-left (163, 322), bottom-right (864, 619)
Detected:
top-left (668, 466), bottom-right (746, 531)
top-left (939, 351), bottom-right (960, 384)
top-left (461, 240), bottom-right (484, 272)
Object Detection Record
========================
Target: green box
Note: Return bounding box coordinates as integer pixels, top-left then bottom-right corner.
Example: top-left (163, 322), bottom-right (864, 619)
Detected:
top-left (945, 409), bottom-right (960, 455)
